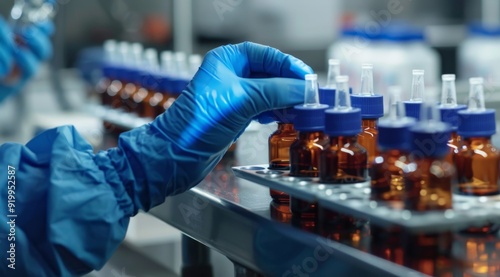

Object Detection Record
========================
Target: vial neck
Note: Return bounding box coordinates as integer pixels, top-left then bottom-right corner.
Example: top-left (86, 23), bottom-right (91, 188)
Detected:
top-left (362, 119), bottom-right (378, 129)
top-left (277, 123), bottom-right (295, 131)
top-left (463, 136), bottom-right (492, 143)
top-left (298, 131), bottom-right (325, 140)
top-left (330, 135), bottom-right (358, 145)
top-left (383, 149), bottom-right (410, 157)
top-left (412, 155), bottom-right (447, 163)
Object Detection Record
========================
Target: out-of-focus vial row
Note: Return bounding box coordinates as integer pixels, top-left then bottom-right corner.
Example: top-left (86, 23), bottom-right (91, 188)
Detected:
top-left (94, 40), bottom-right (202, 119)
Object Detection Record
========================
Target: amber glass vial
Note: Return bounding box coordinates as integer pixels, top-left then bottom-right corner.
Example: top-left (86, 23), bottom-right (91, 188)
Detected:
top-left (370, 113), bottom-right (415, 202)
top-left (439, 74), bottom-right (467, 164)
top-left (404, 123), bottom-right (455, 211)
top-left (269, 122), bottom-right (296, 168)
top-left (321, 136), bottom-right (367, 183)
top-left (351, 64), bottom-right (384, 165)
top-left (267, 109), bottom-right (298, 203)
top-left (455, 78), bottom-right (499, 196)
top-left (455, 137), bottom-right (500, 196)
top-left (289, 74), bottom-right (329, 218)
top-left (358, 119), bottom-right (379, 165)
top-left (290, 130), bottom-right (329, 178)
top-left (289, 135), bottom-right (329, 216)
top-left (320, 75), bottom-right (366, 183)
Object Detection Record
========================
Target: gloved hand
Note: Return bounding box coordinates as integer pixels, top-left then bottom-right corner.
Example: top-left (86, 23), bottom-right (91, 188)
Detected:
top-left (0, 42), bottom-right (312, 276)
top-left (0, 16), bottom-right (53, 102)
top-left (150, 41), bottom-right (313, 194)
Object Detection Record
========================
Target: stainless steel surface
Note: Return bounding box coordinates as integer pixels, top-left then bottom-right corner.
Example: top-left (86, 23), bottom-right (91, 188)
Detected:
top-left (233, 165), bottom-right (500, 233)
top-left (149, 157), bottom-right (428, 277)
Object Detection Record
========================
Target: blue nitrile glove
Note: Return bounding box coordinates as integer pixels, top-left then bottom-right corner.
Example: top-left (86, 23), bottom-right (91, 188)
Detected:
top-left (0, 16), bottom-right (53, 102)
top-left (0, 42), bottom-right (311, 276)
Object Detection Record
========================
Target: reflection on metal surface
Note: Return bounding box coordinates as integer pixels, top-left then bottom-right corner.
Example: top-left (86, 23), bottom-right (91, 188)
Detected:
top-left (403, 232), bottom-right (454, 277)
top-left (269, 201), bottom-right (292, 224)
top-left (233, 165), bottom-right (500, 232)
top-left (201, 155), bottom-right (240, 203)
top-left (317, 207), bottom-right (370, 252)
top-left (453, 233), bottom-right (500, 276)
top-left (370, 226), bottom-right (405, 267)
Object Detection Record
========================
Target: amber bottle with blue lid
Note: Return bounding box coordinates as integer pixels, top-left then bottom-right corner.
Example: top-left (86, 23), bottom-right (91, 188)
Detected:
top-left (289, 74), bottom-right (329, 218)
top-left (320, 75), bottom-right (367, 184)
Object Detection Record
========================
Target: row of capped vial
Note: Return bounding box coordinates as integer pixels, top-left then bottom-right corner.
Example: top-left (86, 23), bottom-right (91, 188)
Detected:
top-left (95, 40), bottom-right (202, 119)
top-left (266, 62), bottom-right (498, 232)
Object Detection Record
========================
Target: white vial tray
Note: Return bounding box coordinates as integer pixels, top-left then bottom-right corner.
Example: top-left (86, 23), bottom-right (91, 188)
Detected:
top-left (232, 165), bottom-right (500, 233)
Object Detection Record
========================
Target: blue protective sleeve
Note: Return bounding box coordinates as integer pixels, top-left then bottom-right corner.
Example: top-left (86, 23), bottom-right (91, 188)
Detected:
top-left (0, 122), bottom-right (188, 276)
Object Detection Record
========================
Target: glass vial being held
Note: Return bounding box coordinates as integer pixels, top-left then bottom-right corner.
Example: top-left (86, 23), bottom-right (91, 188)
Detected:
top-left (320, 75), bottom-right (367, 184)
top-left (289, 74), bottom-right (329, 217)
top-left (370, 87), bottom-right (415, 203)
top-left (455, 77), bottom-right (499, 196)
top-left (351, 64), bottom-right (384, 166)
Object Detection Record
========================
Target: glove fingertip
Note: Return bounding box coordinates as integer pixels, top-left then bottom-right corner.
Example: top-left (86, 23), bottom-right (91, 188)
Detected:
top-left (37, 20), bottom-right (55, 36)
top-left (0, 46), bottom-right (13, 77)
top-left (284, 56), bottom-right (314, 79)
top-left (21, 26), bottom-right (52, 61)
top-left (13, 48), bottom-right (38, 80)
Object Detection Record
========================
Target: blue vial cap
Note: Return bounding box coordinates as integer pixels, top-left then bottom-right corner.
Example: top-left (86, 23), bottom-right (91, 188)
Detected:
top-left (351, 94), bottom-right (384, 119)
top-left (319, 87), bottom-right (336, 107)
top-left (404, 101), bottom-right (422, 120)
top-left (469, 22), bottom-right (500, 37)
top-left (324, 108), bottom-right (362, 137)
top-left (377, 118), bottom-right (416, 151)
top-left (293, 104), bottom-right (329, 131)
top-left (112, 66), bottom-right (126, 81)
top-left (139, 73), bottom-right (160, 91)
top-left (439, 105), bottom-right (467, 131)
top-left (102, 64), bottom-right (118, 79)
top-left (457, 109), bottom-right (496, 138)
top-left (410, 122), bottom-right (452, 158)
top-left (159, 75), bottom-right (174, 94)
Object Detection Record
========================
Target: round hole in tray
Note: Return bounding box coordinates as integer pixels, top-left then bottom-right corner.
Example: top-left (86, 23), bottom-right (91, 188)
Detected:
top-left (444, 209), bottom-right (455, 219)
top-left (336, 190), bottom-right (351, 195)
top-left (297, 180), bottom-right (310, 186)
top-left (453, 199), bottom-right (468, 205)
top-left (283, 177), bottom-right (296, 182)
top-left (293, 178), bottom-right (314, 183)
top-left (241, 166), bottom-right (266, 171)
top-left (256, 170), bottom-right (284, 175)
top-left (401, 210), bottom-right (412, 220)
